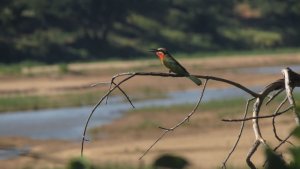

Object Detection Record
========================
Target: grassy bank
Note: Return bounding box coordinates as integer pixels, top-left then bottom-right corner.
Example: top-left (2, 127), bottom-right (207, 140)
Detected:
top-left (90, 97), bottom-right (247, 137)
top-left (0, 88), bottom-right (166, 113)
top-left (126, 92), bottom-right (300, 119)
top-left (91, 92), bottom-right (300, 138)
top-left (126, 97), bottom-right (246, 117)
top-left (1, 47), bottom-right (299, 77)
top-left (0, 91), bottom-right (105, 112)
top-left (1, 51), bottom-right (300, 113)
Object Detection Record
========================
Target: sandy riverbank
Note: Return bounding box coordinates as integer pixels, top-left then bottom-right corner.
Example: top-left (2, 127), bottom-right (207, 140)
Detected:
top-left (1, 53), bottom-right (300, 169)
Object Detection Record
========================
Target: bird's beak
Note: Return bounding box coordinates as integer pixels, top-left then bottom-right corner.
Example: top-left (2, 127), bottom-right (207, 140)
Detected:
top-left (148, 49), bottom-right (156, 53)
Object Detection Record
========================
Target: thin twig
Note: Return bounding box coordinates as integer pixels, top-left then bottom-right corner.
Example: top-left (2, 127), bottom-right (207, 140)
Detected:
top-left (79, 69), bottom-right (300, 169)
top-left (139, 79), bottom-right (208, 160)
top-left (104, 73), bottom-right (129, 104)
top-left (91, 80), bottom-right (135, 108)
top-left (263, 131), bottom-right (295, 167)
top-left (222, 98), bottom-right (255, 169)
top-left (266, 89), bottom-right (284, 105)
top-left (222, 106), bottom-right (293, 122)
top-left (105, 80), bottom-right (114, 104)
top-left (90, 82), bottom-right (111, 87)
top-left (112, 81), bottom-right (135, 108)
top-left (274, 132), bottom-right (294, 152)
top-left (81, 74), bottom-right (136, 156)
top-left (272, 97), bottom-right (288, 142)
top-left (82, 71), bottom-right (259, 158)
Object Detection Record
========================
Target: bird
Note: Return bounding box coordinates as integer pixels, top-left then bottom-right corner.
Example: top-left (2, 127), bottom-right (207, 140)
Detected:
top-left (149, 48), bottom-right (202, 86)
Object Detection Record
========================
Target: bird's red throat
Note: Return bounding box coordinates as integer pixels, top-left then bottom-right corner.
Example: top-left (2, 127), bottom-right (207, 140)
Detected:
top-left (156, 51), bottom-right (165, 60)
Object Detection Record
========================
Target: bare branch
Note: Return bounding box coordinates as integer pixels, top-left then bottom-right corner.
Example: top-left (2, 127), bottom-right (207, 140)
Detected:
top-left (222, 98), bottom-right (255, 169)
top-left (139, 79), bottom-right (208, 160)
top-left (90, 82), bottom-right (111, 87)
top-left (90, 80), bottom-right (134, 108)
top-left (112, 81), bottom-right (135, 108)
top-left (282, 68), bottom-right (295, 105)
top-left (222, 106), bottom-right (293, 122)
top-left (266, 89), bottom-right (284, 105)
top-left (282, 68), bottom-right (300, 126)
top-left (263, 131), bottom-right (295, 168)
top-left (273, 132), bottom-right (295, 152)
top-left (81, 74), bottom-right (136, 156)
top-left (246, 140), bottom-right (261, 169)
top-left (105, 80), bottom-right (113, 104)
top-left (108, 72), bottom-right (260, 97)
top-left (81, 71), bottom-right (261, 158)
top-left (272, 97), bottom-right (288, 142)
top-left (80, 68), bottom-right (300, 169)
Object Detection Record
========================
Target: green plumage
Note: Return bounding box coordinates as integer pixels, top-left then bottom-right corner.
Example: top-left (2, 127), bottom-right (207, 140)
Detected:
top-left (162, 53), bottom-right (202, 86)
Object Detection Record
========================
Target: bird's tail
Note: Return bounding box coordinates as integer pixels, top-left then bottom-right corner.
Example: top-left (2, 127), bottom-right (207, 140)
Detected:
top-left (188, 75), bottom-right (202, 86)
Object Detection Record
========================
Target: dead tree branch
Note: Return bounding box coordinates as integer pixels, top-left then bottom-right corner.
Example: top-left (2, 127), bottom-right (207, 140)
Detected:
top-left (81, 72), bottom-right (261, 157)
top-left (139, 79), bottom-right (208, 160)
top-left (222, 98), bottom-right (255, 169)
top-left (240, 68), bottom-right (300, 169)
top-left (271, 97), bottom-right (292, 144)
top-left (81, 68), bottom-right (300, 169)
top-left (222, 106), bottom-right (293, 122)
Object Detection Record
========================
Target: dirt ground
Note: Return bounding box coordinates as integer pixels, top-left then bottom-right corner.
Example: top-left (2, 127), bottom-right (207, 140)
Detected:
top-left (1, 53), bottom-right (300, 169)
top-left (0, 113), bottom-right (297, 169)
top-left (1, 53), bottom-right (300, 95)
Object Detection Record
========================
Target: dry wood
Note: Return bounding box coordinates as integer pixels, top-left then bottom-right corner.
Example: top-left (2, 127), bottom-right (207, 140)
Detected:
top-left (81, 68), bottom-right (300, 169)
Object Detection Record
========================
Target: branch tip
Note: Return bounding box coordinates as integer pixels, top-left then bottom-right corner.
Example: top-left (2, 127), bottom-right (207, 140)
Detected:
top-left (158, 126), bottom-right (173, 131)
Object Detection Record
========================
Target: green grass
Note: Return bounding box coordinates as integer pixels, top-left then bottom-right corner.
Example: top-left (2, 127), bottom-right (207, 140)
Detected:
top-left (127, 91), bottom-right (300, 118)
top-left (2, 47), bottom-right (300, 77)
top-left (0, 91), bottom-right (105, 112)
top-left (0, 87), bottom-right (167, 113)
top-left (90, 97), bottom-right (247, 135)
top-left (0, 61), bottom-right (44, 76)
top-left (127, 97), bottom-right (246, 117)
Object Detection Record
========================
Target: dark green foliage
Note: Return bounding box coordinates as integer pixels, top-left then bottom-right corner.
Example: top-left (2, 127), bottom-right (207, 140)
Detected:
top-left (1, 0), bottom-right (300, 63)
top-left (67, 158), bottom-right (94, 169)
top-left (265, 148), bottom-right (288, 169)
top-left (290, 148), bottom-right (300, 169)
top-left (292, 126), bottom-right (300, 139)
top-left (65, 158), bottom-right (153, 169)
top-left (265, 126), bottom-right (300, 169)
top-left (153, 154), bottom-right (189, 169)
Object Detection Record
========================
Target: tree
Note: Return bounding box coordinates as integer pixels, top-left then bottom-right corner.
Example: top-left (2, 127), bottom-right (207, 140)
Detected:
top-left (80, 68), bottom-right (300, 169)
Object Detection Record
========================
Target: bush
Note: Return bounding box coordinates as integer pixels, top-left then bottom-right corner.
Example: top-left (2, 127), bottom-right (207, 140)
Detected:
top-left (153, 154), bottom-right (189, 169)
top-left (265, 126), bottom-right (300, 169)
top-left (67, 158), bottom-right (94, 169)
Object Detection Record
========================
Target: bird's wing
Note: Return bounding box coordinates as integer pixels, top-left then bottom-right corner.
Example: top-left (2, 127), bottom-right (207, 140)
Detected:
top-left (167, 54), bottom-right (190, 75)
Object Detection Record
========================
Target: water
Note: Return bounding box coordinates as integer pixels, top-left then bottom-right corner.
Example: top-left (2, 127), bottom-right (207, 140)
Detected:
top-left (0, 64), bottom-right (299, 159)
top-left (0, 147), bottom-right (29, 160)
top-left (1, 65), bottom-right (299, 141)
top-left (0, 87), bottom-right (259, 141)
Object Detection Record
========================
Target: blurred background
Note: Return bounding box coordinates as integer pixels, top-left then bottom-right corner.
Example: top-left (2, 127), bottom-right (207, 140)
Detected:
top-left (1, 1), bottom-right (300, 169)
top-left (1, 0), bottom-right (300, 63)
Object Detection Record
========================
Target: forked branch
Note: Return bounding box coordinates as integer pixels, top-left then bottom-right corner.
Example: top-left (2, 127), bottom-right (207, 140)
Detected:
top-left (81, 72), bottom-right (260, 157)
top-left (81, 68), bottom-right (300, 169)
top-left (139, 79), bottom-right (208, 160)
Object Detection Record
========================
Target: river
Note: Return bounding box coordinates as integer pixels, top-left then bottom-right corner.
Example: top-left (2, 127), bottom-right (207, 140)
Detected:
top-left (0, 87), bottom-right (260, 140)
top-left (1, 64), bottom-right (300, 140)
top-left (0, 65), bottom-right (299, 160)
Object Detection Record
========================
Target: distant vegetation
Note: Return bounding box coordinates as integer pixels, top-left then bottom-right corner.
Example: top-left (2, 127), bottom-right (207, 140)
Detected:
top-left (1, 0), bottom-right (300, 64)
